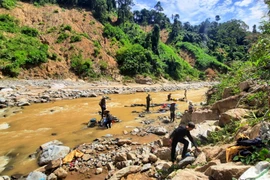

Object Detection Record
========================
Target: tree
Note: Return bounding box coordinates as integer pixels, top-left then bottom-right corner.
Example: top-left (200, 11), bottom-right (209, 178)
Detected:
top-left (215, 15), bottom-right (221, 22)
top-left (93, 0), bottom-right (108, 23)
top-left (151, 24), bottom-right (160, 55)
top-left (252, 24), bottom-right (257, 33)
top-left (117, 0), bottom-right (134, 24)
top-left (107, 0), bottom-right (116, 11)
top-left (154, 1), bottom-right (163, 12)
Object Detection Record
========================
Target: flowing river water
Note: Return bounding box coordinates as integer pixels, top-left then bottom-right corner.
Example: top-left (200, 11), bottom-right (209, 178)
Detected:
top-left (0, 87), bottom-right (209, 176)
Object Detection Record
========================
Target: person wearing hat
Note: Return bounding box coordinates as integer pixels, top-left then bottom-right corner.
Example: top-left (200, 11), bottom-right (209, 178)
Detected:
top-left (169, 122), bottom-right (200, 163)
top-left (103, 110), bottom-right (113, 129)
top-left (99, 96), bottom-right (106, 118)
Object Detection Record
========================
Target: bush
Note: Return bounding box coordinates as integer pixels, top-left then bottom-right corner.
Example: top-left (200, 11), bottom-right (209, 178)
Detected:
top-left (176, 42), bottom-right (230, 72)
top-left (70, 53), bottom-right (96, 78)
top-left (61, 24), bottom-right (72, 31)
top-left (70, 35), bottom-right (82, 43)
top-left (56, 33), bottom-right (69, 43)
top-left (0, 0), bottom-right (17, 9)
top-left (0, 14), bottom-right (19, 33)
top-left (21, 26), bottom-right (39, 37)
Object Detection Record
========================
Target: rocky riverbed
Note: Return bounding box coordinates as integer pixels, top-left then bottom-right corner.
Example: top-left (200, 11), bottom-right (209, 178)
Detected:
top-left (0, 79), bottom-right (218, 116)
top-left (2, 79), bottom-right (268, 180)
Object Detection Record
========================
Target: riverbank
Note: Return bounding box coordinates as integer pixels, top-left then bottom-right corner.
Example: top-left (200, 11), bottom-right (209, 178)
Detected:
top-left (0, 79), bottom-right (218, 120)
top-left (0, 79), bottom-right (217, 179)
top-left (0, 79), bottom-right (218, 111)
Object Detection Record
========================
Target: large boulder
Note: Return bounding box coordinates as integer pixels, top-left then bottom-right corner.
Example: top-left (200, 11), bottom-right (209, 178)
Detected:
top-left (211, 95), bottom-right (241, 114)
top-left (205, 163), bottom-right (250, 180)
top-left (135, 76), bottom-right (152, 85)
top-left (26, 171), bottom-right (47, 180)
top-left (169, 169), bottom-right (208, 180)
top-left (219, 108), bottom-right (249, 127)
top-left (181, 109), bottom-right (219, 124)
top-left (153, 147), bottom-right (171, 160)
top-left (38, 145), bottom-right (70, 166)
top-left (238, 81), bottom-right (251, 92)
top-left (109, 166), bottom-right (141, 180)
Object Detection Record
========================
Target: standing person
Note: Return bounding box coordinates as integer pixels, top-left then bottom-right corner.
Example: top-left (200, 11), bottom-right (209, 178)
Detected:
top-left (184, 89), bottom-right (187, 101)
top-left (170, 103), bottom-right (176, 122)
top-left (167, 93), bottom-right (172, 101)
top-left (169, 122), bottom-right (200, 163)
top-left (99, 96), bottom-right (106, 118)
top-left (146, 94), bottom-right (151, 112)
top-left (103, 110), bottom-right (113, 129)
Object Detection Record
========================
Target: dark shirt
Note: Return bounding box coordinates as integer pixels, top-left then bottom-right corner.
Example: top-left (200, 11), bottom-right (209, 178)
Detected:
top-left (146, 96), bottom-right (151, 103)
top-left (170, 126), bottom-right (197, 147)
top-left (104, 114), bottom-right (113, 123)
top-left (99, 98), bottom-right (106, 107)
top-left (170, 104), bottom-right (176, 112)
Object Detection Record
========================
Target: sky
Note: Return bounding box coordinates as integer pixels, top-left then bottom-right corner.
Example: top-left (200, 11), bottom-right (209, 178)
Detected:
top-left (132, 0), bottom-right (269, 31)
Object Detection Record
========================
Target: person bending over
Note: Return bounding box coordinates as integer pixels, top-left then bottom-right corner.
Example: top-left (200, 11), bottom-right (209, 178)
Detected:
top-left (170, 122), bottom-right (200, 163)
top-left (103, 110), bottom-right (113, 129)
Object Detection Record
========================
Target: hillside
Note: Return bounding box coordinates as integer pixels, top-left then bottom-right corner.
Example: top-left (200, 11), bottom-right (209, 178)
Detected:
top-left (0, 1), bottom-right (252, 82)
top-left (0, 2), bottom-right (121, 80)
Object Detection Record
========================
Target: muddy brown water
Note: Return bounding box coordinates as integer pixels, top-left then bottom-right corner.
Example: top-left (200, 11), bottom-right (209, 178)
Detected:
top-left (0, 88), bottom-right (208, 176)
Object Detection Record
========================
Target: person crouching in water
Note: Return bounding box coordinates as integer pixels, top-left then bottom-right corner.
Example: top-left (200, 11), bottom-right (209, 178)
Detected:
top-left (103, 110), bottom-right (113, 129)
top-left (169, 122), bottom-right (200, 164)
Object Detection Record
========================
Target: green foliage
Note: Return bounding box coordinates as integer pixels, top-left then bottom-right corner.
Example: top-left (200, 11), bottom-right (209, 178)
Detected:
top-left (176, 42), bottom-right (230, 72)
top-left (70, 53), bottom-right (96, 78)
top-left (207, 61), bottom-right (254, 104)
top-left (116, 44), bottom-right (153, 76)
top-left (56, 32), bottom-right (69, 43)
top-left (233, 147), bottom-right (270, 165)
top-left (0, 15), bottom-right (48, 77)
top-left (70, 35), bottom-right (82, 43)
top-left (0, 0), bottom-right (17, 9)
top-left (208, 121), bottom-right (241, 144)
top-left (99, 60), bottom-right (108, 71)
top-left (21, 26), bottom-right (39, 37)
top-left (249, 37), bottom-right (270, 80)
top-left (159, 43), bottom-right (199, 80)
top-left (93, 48), bottom-right (100, 57)
top-left (32, 0), bottom-right (57, 6)
top-left (61, 24), bottom-right (72, 31)
top-left (0, 14), bottom-right (19, 33)
top-left (0, 35), bottom-right (48, 77)
top-left (46, 26), bottom-right (57, 34)
top-left (103, 23), bottom-right (130, 45)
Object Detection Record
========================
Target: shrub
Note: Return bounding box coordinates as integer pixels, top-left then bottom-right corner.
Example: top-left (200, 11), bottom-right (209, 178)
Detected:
top-left (70, 53), bottom-right (96, 78)
top-left (70, 35), bottom-right (82, 43)
top-left (99, 60), bottom-right (108, 71)
top-left (21, 26), bottom-right (39, 37)
top-left (0, 0), bottom-right (17, 9)
top-left (0, 14), bottom-right (19, 33)
top-left (61, 24), bottom-right (72, 31)
top-left (56, 33), bottom-right (69, 43)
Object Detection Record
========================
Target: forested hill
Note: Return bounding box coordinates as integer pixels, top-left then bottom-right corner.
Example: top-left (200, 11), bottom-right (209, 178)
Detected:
top-left (0, 0), bottom-right (260, 81)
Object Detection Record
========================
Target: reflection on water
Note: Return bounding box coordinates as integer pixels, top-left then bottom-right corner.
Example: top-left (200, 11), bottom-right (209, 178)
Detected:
top-left (0, 88), bottom-right (208, 176)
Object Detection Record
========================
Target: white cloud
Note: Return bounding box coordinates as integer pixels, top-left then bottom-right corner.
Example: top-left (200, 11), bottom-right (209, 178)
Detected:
top-left (238, 1), bottom-right (268, 30)
top-left (132, 0), bottom-right (268, 31)
top-left (132, 0), bottom-right (151, 10)
top-left (235, 0), bottom-right (253, 7)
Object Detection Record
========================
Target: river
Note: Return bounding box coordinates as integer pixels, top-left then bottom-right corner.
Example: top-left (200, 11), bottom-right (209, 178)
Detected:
top-left (0, 87), bottom-right (208, 176)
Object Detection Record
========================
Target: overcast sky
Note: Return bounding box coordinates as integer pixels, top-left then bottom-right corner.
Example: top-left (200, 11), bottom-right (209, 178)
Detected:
top-left (132, 0), bottom-right (268, 31)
